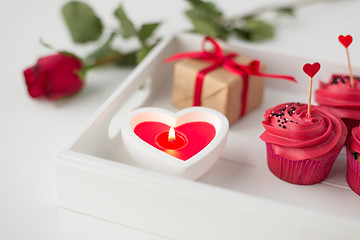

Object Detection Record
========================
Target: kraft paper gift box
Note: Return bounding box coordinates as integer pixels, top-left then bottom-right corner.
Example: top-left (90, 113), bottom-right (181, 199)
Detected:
top-left (171, 55), bottom-right (265, 125)
top-left (167, 37), bottom-right (295, 125)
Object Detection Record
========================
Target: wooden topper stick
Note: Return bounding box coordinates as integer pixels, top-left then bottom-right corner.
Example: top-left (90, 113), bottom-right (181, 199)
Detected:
top-left (339, 35), bottom-right (355, 87)
top-left (307, 76), bottom-right (313, 116)
top-left (346, 47), bottom-right (355, 87)
top-left (303, 62), bottom-right (321, 117)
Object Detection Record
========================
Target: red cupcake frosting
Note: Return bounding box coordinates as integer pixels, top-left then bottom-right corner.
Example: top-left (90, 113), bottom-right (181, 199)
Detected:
top-left (260, 102), bottom-right (347, 161)
top-left (315, 74), bottom-right (360, 119)
top-left (351, 125), bottom-right (360, 153)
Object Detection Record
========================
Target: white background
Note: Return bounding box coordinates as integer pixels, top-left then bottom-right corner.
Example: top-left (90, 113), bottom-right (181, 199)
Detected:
top-left (1, 0), bottom-right (360, 239)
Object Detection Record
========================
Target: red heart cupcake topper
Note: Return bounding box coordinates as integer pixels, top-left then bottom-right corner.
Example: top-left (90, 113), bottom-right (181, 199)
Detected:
top-left (303, 62), bottom-right (321, 78)
top-left (339, 35), bottom-right (353, 48)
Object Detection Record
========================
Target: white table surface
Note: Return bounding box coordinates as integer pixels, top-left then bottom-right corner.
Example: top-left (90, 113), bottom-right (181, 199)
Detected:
top-left (1, 0), bottom-right (360, 239)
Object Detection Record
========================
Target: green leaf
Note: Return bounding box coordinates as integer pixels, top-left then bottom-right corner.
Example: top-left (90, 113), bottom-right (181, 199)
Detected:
top-left (186, 0), bottom-right (222, 19)
top-left (233, 27), bottom-right (250, 40)
top-left (185, 8), bottom-right (211, 23)
top-left (116, 52), bottom-right (137, 66)
top-left (138, 22), bottom-right (161, 45)
top-left (277, 7), bottom-right (295, 17)
top-left (62, 1), bottom-right (103, 43)
top-left (136, 45), bottom-right (154, 64)
top-left (185, 0), bottom-right (226, 39)
top-left (114, 4), bottom-right (137, 39)
top-left (234, 19), bottom-right (274, 42)
top-left (185, 9), bottom-right (217, 37)
top-left (216, 26), bottom-right (230, 41)
top-left (85, 32), bottom-right (117, 65)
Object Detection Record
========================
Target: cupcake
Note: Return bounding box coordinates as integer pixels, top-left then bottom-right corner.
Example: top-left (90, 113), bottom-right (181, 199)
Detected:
top-left (315, 74), bottom-right (360, 140)
top-left (346, 124), bottom-right (360, 196)
top-left (260, 102), bottom-right (347, 185)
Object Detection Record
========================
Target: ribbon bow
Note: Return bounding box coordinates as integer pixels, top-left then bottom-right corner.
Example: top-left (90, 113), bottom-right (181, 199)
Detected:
top-left (165, 37), bottom-right (296, 117)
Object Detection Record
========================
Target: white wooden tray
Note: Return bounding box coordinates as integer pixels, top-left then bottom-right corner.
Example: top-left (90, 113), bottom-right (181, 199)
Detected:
top-left (56, 33), bottom-right (360, 240)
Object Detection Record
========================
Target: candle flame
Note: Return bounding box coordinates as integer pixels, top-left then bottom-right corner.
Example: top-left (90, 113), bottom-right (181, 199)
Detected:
top-left (168, 127), bottom-right (176, 142)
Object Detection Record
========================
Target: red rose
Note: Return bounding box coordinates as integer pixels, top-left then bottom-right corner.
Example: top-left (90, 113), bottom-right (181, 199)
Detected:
top-left (23, 53), bottom-right (84, 100)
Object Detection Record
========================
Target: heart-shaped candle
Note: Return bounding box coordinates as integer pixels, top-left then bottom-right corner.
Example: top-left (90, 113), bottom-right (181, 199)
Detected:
top-left (133, 121), bottom-right (216, 160)
top-left (121, 107), bottom-right (229, 180)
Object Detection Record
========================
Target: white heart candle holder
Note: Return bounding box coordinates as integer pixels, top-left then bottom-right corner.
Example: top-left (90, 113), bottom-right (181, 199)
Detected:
top-left (121, 107), bottom-right (229, 180)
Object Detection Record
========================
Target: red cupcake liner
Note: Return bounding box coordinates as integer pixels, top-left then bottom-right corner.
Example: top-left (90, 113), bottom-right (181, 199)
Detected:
top-left (342, 118), bottom-right (360, 142)
top-left (266, 143), bottom-right (339, 185)
top-left (346, 142), bottom-right (360, 196)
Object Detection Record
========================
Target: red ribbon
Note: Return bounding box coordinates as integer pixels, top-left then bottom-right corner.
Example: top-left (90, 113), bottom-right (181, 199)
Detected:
top-left (165, 37), bottom-right (296, 117)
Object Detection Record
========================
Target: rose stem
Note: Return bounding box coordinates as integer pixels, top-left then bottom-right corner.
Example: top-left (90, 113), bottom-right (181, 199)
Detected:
top-left (346, 48), bottom-right (355, 88)
top-left (307, 76), bottom-right (313, 117)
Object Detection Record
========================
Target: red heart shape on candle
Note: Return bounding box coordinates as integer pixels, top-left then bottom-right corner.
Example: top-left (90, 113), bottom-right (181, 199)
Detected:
top-left (303, 62), bottom-right (321, 78)
top-left (339, 35), bottom-right (353, 48)
top-left (134, 121), bottom-right (215, 160)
